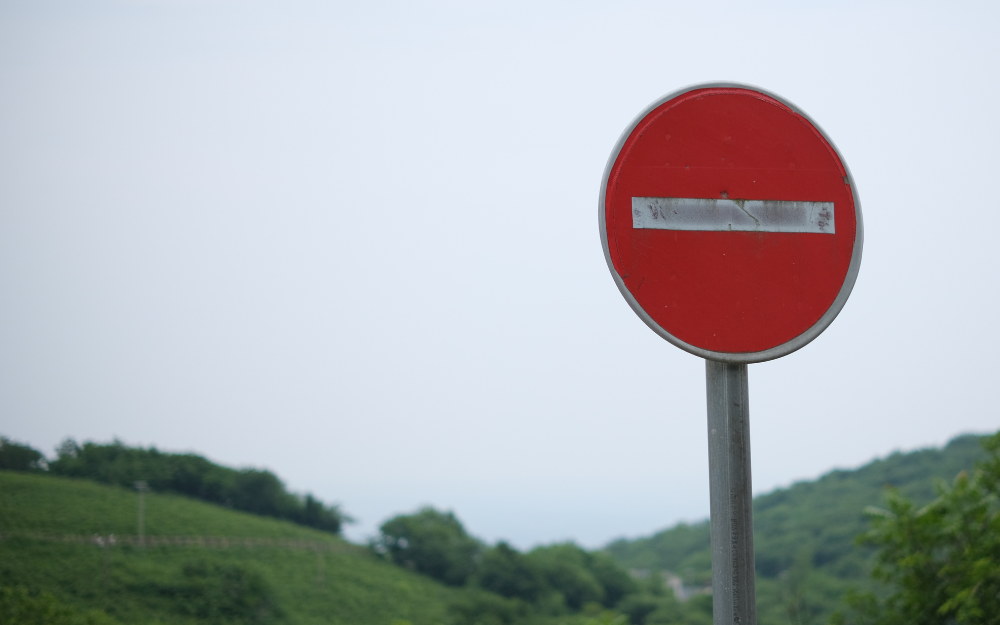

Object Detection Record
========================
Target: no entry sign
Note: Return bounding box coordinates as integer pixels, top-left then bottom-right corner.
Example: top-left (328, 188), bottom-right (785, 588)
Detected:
top-left (598, 83), bottom-right (865, 624)
top-left (599, 83), bottom-right (863, 363)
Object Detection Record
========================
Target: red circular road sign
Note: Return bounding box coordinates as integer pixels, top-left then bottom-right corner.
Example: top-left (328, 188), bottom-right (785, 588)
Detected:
top-left (600, 83), bottom-right (863, 363)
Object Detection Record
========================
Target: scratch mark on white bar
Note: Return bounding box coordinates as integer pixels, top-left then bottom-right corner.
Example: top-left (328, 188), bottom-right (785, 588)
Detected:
top-left (632, 198), bottom-right (835, 234)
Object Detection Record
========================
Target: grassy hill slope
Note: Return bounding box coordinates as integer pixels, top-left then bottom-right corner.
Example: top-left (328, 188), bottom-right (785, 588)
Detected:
top-left (0, 471), bottom-right (457, 625)
top-left (605, 433), bottom-right (990, 624)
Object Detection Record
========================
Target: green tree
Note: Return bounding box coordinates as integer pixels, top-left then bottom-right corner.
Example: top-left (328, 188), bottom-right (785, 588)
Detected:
top-left (526, 543), bottom-right (605, 611)
top-left (476, 542), bottom-right (547, 602)
top-left (616, 572), bottom-right (673, 625)
top-left (833, 432), bottom-right (1000, 625)
top-left (614, 572), bottom-right (711, 625)
top-left (777, 550), bottom-right (827, 625)
top-left (0, 437), bottom-right (46, 471)
top-left (588, 551), bottom-right (639, 608)
top-left (376, 507), bottom-right (484, 586)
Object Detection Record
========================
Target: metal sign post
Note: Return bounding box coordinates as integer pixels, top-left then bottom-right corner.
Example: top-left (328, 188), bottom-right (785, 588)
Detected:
top-left (706, 361), bottom-right (755, 623)
top-left (599, 83), bottom-right (863, 625)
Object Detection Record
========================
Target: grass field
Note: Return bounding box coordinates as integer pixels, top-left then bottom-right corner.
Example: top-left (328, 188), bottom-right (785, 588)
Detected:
top-left (0, 471), bottom-right (458, 625)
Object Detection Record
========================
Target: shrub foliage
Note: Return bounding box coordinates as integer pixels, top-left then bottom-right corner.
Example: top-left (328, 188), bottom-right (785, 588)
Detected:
top-left (834, 432), bottom-right (1000, 625)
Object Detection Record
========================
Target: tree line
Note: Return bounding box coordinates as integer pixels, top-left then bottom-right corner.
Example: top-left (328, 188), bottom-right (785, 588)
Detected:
top-left (0, 436), bottom-right (349, 535)
top-left (372, 507), bottom-right (713, 625)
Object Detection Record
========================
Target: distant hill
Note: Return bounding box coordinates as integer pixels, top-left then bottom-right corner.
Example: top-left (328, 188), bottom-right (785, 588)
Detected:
top-left (605, 433), bottom-right (991, 624)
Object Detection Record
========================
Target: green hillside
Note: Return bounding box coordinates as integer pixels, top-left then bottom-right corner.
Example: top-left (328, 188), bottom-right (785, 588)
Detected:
top-left (605, 433), bottom-right (991, 624)
top-left (2, 439), bottom-right (677, 625)
top-left (2, 433), bottom-right (994, 625)
top-left (0, 471), bottom-right (653, 625)
top-left (0, 471), bottom-right (457, 625)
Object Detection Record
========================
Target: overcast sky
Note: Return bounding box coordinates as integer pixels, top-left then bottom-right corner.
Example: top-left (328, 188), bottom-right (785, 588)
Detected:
top-left (2, 0), bottom-right (998, 549)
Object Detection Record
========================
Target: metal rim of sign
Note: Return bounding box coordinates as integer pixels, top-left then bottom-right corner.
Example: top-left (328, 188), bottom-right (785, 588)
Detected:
top-left (598, 81), bottom-right (865, 364)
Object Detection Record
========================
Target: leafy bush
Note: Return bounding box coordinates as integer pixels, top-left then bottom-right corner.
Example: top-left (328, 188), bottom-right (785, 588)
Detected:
top-left (171, 561), bottom-right (281, 624)
top-left (376, 507), bottom-right (484, 586)
top-left (0, 586), bottom-right (120, 625)
top-left (448, 588), bottom-right (534, 625)
top-left (833, 432), bottom-right (1000, 625)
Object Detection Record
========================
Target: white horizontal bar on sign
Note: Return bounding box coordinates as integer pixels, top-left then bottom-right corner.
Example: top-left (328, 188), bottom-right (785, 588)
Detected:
top-left (631, 197), bottom-right (835, 234)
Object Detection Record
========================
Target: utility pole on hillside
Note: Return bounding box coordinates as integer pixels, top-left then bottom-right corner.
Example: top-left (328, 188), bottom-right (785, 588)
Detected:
top-left (134, 481), bottom-right (148, 548)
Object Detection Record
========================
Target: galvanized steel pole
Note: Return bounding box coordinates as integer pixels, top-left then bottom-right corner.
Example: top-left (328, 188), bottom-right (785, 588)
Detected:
top-left (706, 360), bottom-right (756, 625)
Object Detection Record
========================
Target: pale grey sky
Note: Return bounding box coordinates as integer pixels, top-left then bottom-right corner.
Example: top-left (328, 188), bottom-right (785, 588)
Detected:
top-left (1, 0), bottom-right (998, 548)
